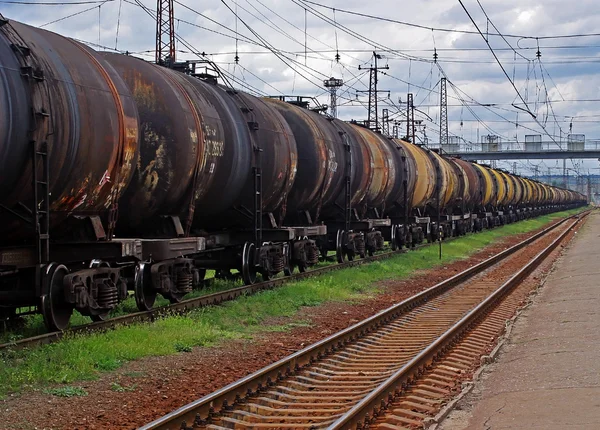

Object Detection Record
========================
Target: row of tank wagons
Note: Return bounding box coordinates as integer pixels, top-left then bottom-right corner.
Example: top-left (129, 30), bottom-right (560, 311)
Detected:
top-left (396, 141), bottom-right (583, 216)
top-left (0, 20), bottom-right (586, 332)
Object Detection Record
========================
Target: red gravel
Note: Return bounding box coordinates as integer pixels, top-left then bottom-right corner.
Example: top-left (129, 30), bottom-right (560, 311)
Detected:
top-left (0, 218), bottom-right (577, 430)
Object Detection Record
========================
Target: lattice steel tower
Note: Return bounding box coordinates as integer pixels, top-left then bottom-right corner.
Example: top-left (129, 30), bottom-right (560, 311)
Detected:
top-left (382, 108), bottom-right (389, 136)
top-left (439, 77), bottom-right (449, 148)
top-left (156, 0), bottom-right (176, 66)
top-left (406, 93), bottom-right (415, 143)
top-left (358, 52), bottom-right (389, 132)
top-left (323, 77), bottom-right (344, 118)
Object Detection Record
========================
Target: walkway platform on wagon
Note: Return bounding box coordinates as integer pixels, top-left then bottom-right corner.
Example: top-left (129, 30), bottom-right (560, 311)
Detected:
top-left (440, 210), bottom-right (600, 429)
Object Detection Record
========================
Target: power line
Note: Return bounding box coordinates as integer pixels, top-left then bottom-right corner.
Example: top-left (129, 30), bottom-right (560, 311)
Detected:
top-left (475, 0), bottom-right (529, 61)
top-left (293, 0), bottom-right (428, 63)
top-left (219, 0), bottom-right (327, 90)
top-left (458, 0), bottom-right (535, 118)
top-left (0, 0), bottom-right (113, 4)
top-left (297, 0), bottom-right (600, 40)
top-left (39, 0), bottom-right (111, 27)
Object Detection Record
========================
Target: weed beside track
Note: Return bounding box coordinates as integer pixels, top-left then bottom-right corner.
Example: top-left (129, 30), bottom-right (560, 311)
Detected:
top-left (0, 209), bottom-right (585, 398)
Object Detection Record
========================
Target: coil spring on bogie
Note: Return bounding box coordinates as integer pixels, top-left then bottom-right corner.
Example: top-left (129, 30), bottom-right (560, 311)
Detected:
top-left (97, 281), bottom-right (118, 308)
top-left (271, 252), bottom-right (285, 274)
top-left (375, 233), bottom-right (385, 250)
top-left (176, 272), bottom-right (193, 294)
top-left (355, 235), bottom-right (366, 256)
top-left (306, 243), bottom-right (319, 265)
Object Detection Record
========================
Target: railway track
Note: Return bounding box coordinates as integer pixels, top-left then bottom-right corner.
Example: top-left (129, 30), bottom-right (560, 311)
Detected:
top-left (139, 210), bottom-right (588, 430)
top-left (0, 232), bottom-right (456, 351)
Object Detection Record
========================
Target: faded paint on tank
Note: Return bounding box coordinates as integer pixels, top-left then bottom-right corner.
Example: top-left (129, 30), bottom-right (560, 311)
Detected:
top-left (428, 150), bottom-right (460, 208)
top-left (263, 99), bottom-right (344, 216)
top-left (489, 169), bottom-right (506, 207)
top-left (447, 158), bottom-right (469, 209)
top-left (102, 53), bottom-right (223, 234)
top-left (349, 124), bottom-right (391, 208)
top-left (395, 140), bottom-right (436, 210)
top-left (472, 164), bottom-right (495, 207)
top-left (381, 138), bottom-right (407, 210)
top-left (330, 120), bottom-right (372, 208)
top-left (451, 158), bottom-right (481, 209)
top-left (498, 171), bottom-right (514, 205)
top-left (0, 21), bottom-right (139, 239)
top-left (508, 174), bottom-right (521, 205)
top-left (389, 140), bottom-right (415, 210)
top-left (103, 53), bottom-right (298, 233)
top-left (523, 179), bottom-right (535, 204)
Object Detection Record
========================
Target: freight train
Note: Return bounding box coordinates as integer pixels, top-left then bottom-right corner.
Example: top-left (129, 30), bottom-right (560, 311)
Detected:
top-left (0, 18), bottom-right (587, 332)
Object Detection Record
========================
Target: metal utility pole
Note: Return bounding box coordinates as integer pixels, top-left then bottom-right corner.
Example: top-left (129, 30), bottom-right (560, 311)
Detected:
top-left (382, 108), bottom-right (389, 136)
top-left (358, 51), bottom-right (389, 132)
top-left (439, 77), bottom-right (449, 148)
top-left (156, 0), bottom-right (176, 66)
top-left (323, 77), bottom-right (344, 118)
top-left (407, 93), bottom-right (415, 143)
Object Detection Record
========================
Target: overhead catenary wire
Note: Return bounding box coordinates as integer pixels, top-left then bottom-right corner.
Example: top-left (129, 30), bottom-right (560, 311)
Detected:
top-left (0, 0), bottom-right (113, 4)
top-left (475, 0), bottom-right (528, 61)
top-left (39, 0), bottom-right (112, 27)
top-left (297, 0), bottom-right (600, 40)
top-left (219, 0), bottom-right (327, 90)
top-left (293, 0), bottom-right (429, 63)
top-left (457, 0), bottom-right (535, 118)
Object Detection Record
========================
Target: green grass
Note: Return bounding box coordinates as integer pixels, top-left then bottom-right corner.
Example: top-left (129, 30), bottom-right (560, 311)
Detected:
top-left (0, 272), bottom-right (242, 344)
top-left (0, 208), bottom-right (586, 397)
top-left (110, 381), bottom-right (137, 392)
top-left (42, 386), bottom-right (88, 397)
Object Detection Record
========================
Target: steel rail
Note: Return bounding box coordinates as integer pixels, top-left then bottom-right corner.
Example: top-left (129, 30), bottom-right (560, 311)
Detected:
top-left (0, 231), bottom-right (455, 351)
top-left (328, 213), bottom-right (586, 429)
top-left (138, 210), bottom-right (588, 430)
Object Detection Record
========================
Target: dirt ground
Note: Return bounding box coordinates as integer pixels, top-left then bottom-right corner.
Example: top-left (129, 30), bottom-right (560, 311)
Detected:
top-left (0, 220), bottom-right (575, 430)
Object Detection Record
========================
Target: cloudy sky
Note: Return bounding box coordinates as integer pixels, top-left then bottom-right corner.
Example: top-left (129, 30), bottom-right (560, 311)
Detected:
top-left (2, 0), bottom-right (600, 177)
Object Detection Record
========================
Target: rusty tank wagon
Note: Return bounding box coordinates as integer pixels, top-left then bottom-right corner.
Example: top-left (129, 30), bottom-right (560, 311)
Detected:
top-left (0, 18), bottom-right (588, 331)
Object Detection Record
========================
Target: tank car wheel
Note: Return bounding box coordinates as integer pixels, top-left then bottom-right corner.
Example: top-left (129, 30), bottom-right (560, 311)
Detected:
top-left (134, 262), bottom-right (156, 312)
top-left (390, 225), bottom-right (397, 251)
top-left (41, 263), bottom-right (73, 332)
top-left (336, 230), bottom-right (345, 263)
top-left (367, 248), bottom-right (374, 257)
top-left (242, 242), bottom-right (257, 285)
top-left (347, 251), bottom-right (354, 262)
